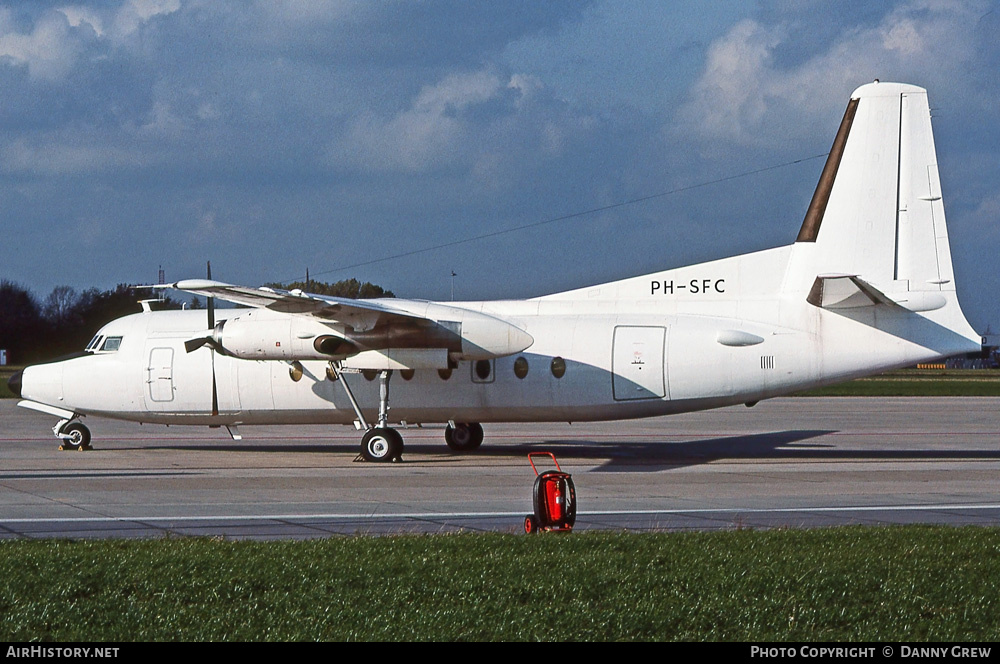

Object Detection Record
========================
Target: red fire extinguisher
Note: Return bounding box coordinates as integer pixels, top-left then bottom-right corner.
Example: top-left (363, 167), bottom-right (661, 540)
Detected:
top-left (524, 452), bottom-right (576, 533)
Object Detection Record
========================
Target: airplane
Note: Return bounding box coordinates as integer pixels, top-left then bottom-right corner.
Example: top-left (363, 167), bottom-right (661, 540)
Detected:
top-left (9, 82), bottom-right (982, 462)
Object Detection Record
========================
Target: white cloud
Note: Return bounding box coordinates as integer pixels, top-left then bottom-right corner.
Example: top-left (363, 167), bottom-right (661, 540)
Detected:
top-left (58, 6), bottom-right (105, 36)
top-left (0, 0), bottom-right (180, 80)
top-left (678, 0), bottom-right (988, 148)
top-left (110, 0), bottom-right (180, 42)
top-left (1, 136), bottom-right (147, 176)
top-left (0, 10), bottom-right (83, 80)
top-left (337, 71), bottom-right (504, 172)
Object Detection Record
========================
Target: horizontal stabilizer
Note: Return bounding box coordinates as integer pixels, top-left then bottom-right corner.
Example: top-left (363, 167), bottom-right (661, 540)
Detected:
top-left (807, 275), bottom-right (947, 313)
top-left (807, 275), bottom-right (891, 309)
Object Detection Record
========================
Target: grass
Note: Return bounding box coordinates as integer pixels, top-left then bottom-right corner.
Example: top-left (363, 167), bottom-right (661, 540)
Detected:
top-left (794, 369), bottom-right (1000, 396)
top-left (2, 527), bottom-right (999, 641)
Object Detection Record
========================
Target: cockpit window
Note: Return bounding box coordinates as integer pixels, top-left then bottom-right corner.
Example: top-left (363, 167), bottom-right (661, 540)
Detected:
top-left (85, 335), bottom-right (103, 352)
top-left (99, 336), bottom-right (123, 352)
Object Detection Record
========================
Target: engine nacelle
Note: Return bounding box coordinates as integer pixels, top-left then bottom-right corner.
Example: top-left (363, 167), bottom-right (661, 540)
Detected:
top-left (211, 305), bottom-right (533, 362)
top-left (215, 309), bottom-right (353, 360)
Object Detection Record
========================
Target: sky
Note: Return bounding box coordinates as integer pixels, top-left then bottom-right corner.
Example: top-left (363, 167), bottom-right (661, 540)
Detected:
top-left (1, 0), bottom-right (998, 332)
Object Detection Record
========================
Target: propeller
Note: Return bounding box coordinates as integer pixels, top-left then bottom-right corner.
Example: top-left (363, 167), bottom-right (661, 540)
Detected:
top-left (207, 261), bottom-right (218, 417)
top-left (183, 262), bottom-right (221, 417)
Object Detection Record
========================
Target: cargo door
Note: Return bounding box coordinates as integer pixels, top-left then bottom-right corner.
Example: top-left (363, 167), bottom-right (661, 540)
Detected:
top-left (146, 347), bottom-right (174, 403)
top-left (612, 326), bottom-right (666, 400)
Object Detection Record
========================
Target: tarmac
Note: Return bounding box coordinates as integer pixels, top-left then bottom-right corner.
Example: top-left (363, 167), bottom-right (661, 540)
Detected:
top-left (1, 397), bottom-right (998, 539)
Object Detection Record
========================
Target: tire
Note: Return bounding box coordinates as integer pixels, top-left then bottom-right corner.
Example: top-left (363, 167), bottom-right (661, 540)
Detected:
top-left (361, 427), bottom-right (403, 462)
top-left (444, 422), bottom-right (484, 452)
top-left (61, 422), bottom-right (91, 450)
top-left (524, 515), bottom-right (539, 534)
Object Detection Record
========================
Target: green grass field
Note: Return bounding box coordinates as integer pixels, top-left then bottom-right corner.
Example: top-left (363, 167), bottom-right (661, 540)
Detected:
top-left (1, 527), bottom-right (999, 641)
top-left (793, 369), bottom-right (1000, 396)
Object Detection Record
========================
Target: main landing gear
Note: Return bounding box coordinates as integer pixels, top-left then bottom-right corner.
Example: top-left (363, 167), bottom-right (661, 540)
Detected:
top-left (54, 419), bottom-right (92, 451)
top-left (329, 362), bottom-right (485, 462)
top-left (331, 363), bottom-right (404, 462)
top-left (445, 422), bottom-right (484, 452)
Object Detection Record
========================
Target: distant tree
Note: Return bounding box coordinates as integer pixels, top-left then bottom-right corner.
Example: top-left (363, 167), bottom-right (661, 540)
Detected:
top-left (0, 280), bottom-right (44, 364)
top-left (267, 278), bottom-right (394, 299)
top-left (42, 285), bottom-right (78, 327)
top-left (0, 282), bottom-right (187, 363)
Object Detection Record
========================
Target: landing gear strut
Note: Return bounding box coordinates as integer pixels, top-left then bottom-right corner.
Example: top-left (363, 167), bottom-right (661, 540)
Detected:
top-left (332, 363), bottom-right (403, 463)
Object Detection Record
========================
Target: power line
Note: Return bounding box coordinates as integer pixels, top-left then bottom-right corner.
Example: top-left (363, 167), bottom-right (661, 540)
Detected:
top-left (281, 152), bottom-right (828, 284)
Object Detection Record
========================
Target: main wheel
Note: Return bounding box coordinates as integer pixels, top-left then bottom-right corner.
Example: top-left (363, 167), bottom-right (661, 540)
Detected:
top-left (444, 422), bottom-right (484, 452)
top-left (61, 422), bottom-right (91, 450)
top-left (361, 427), bottom-right (403, 462)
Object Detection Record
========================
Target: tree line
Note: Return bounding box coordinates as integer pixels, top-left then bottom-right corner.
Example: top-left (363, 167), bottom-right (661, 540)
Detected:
top-left (0, 278), bottom-right (392, 365)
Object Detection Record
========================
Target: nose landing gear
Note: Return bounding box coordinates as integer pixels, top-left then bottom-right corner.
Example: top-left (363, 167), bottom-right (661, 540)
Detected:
top-left (55, 420), bottom-right (92, 451)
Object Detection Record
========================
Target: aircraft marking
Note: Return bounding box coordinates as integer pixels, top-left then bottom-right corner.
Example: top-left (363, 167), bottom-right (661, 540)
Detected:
top-left (650, 278), bottom-right (726, 295)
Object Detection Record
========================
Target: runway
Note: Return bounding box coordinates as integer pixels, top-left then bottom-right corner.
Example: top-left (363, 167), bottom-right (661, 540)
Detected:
top-left (2, 397), bottom-right (999, 539)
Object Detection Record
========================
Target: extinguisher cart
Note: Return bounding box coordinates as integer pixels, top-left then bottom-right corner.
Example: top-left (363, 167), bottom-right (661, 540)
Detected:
top-left (523, 452), bottom-right (576, 533)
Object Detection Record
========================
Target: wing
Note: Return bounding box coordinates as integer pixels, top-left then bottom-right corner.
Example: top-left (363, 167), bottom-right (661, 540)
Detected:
top-left (160, 279), bottom-right (534, 364)
top-left (168, 279), bottom-right (428, 332)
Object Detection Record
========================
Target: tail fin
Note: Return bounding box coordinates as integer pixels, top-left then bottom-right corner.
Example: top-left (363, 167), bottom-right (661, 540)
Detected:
top-left (798, 82), bottom-right (952, 286)
top-left (792, 81), bottom-right (979, 348)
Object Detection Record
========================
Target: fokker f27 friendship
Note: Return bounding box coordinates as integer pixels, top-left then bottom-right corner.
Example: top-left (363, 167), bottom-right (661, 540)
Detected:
top-left (10, 82), bottom-right (981, 461)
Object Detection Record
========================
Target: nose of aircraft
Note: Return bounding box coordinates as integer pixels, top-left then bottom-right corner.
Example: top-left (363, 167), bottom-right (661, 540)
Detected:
top-left (7, 370), bottom-right (22, 398)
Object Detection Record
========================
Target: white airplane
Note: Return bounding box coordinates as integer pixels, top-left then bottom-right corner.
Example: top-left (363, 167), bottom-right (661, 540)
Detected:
top-left (10, 82), bottom-right (981, 462)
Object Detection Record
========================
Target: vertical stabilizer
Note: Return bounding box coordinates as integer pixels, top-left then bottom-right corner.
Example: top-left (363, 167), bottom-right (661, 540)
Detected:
top-left (792, 82), bottom-right (978, 348)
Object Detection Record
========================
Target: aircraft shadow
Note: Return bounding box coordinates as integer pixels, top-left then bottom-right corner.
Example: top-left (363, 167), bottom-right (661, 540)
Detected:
top-left (140, 428), bottom-right (1000, 473)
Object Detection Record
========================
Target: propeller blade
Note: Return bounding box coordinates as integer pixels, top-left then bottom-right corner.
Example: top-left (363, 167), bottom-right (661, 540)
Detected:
top-left (184, 337), bottom-right (211, 353)
top-left (206, 261), bottom-right (215, 330)
top-left (207, 260), bottom-right (218, 417)
top-left (211, 358), bottom-right (219, 417)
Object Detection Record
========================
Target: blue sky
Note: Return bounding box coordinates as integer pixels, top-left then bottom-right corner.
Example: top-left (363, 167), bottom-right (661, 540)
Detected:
top-left (1, 0), bottom-right (998, 332)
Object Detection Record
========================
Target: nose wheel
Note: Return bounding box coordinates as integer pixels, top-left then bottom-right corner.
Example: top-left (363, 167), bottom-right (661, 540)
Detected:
top-left (57, 421), bottom-right (92, 451)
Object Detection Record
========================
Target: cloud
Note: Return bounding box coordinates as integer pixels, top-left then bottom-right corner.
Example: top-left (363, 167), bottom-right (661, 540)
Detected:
top-left (0, 1), bottom-right (180, 81)
top-left (1, 136), bottom-right (147, 176)
top-left (0, 9), bottom-right (86, 80)
top-left (108, 0), bottom-right (180, 43)
top-left (677, 0), bottom-right (991, 148)
top-left (336, 70), bottom-right (505, 172)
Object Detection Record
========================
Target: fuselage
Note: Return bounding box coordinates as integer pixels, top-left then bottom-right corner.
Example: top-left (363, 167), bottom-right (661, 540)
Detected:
top-left (18, 245), bottom-right (979, 429)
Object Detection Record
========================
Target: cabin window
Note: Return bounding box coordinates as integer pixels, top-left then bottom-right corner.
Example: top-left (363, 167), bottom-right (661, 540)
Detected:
top-left (513, 356), bottom-right (529, 379)
top-left (550, 356), bottom-right (566, 379)
top-left (474, 359), bottom-right (492, 381)
top-left (99, 336), bottom-right (123, 352)
top-left (438, 368), bottom-right (452, 380)
top-left (401, 369), bottom-right (415, 381)
top-left (362, 369), bottom-right (377, 381)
